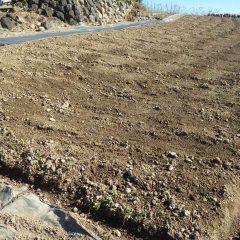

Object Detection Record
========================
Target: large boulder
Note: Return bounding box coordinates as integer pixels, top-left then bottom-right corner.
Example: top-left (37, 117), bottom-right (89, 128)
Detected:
top-left (30, 4), bottom-right (38, 11)
top-left (55, 11), bottom-right (65, 21)
top-left (60, 0), bottom-right (67, 6)
top-left (49, 0), bottom-right (57, 8)
top-left (0, 17), bottom-right (16, 30)
top-left (67, 10), bottom-right (75, 18)
top-left (29, 0), bottom-right (39, 5)
top-left (44, 7), bottom-right (54, 17)
top-left (65, 4), bottom-right (72, 12)
top-left (88, 14), bottom-right (95, 23)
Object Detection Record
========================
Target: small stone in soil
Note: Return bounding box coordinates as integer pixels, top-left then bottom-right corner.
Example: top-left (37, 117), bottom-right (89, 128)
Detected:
top-left (167, 152), bottom-right (178, 158)
top-left (125, 188), bottom-right (131, 194)
top-left (114, 230), bottom-right (121, 237)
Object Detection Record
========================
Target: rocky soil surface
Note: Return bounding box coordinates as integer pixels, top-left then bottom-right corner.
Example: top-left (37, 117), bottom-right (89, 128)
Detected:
top-left (0, 10), bottom-right (69, 35)
top-left (0, 16), bottom-right (239, 239)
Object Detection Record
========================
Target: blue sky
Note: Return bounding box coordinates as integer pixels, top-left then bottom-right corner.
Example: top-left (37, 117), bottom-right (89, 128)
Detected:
top-left (142, 0), bottom-right (240, 14)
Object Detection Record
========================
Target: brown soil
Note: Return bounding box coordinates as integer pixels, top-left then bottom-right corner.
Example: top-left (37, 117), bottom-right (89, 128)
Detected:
top-left (0, 15), bottom-right (239, 239)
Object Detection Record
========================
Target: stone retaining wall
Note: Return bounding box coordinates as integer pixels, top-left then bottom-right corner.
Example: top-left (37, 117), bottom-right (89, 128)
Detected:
top-left (208, 13), bottom-right (240, 18)
top-left (17, 0), bottom-right (133, 24)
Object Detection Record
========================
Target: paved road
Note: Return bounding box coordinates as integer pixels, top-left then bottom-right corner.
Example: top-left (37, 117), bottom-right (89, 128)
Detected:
top-left (0, 14), bottom-right (181, 45)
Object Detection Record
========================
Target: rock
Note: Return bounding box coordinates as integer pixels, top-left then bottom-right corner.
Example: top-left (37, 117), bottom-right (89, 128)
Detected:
top-left (49, 0), bottom-right (57, 8)
top-left (36, 21), bottom-right (42, 27)
top-left (203, 197), bottom-right (208, 202)
top-left (152, 197), bottom-right (158, 206)
top-left (168, 165), bottom-right (174, 171)
top-left (167, 152), bottom-right (178, 158)
top-left (45, 160), bottom-right (53, 169)
top-left (125, 188), bottom-right (131, 194)
top-left (211, 157), bottom-right (222, 166)
top-left (16, 16), bottom-right (26, 24)
top-left (13, 2), bottom-right (23, 8)
top-left (30, 23), bottom-right (36, 29)
top-left (30, 0), bottom-right (39, 4)
top-left (41, 21), bottom-right (50, 30)
top-left (183, 210), bottom-right (191, 217)
top-left (55, 5), bottom-right (65, 12)
top-left (211, 197), bottom-right (218, 203)
top-left (38, 26), bottom-right (45, 31)
top-left (0, 17), bottom-right (16, 30)
top-left (175, 130), bottom-right (188, 136)
top-left (68, 10), bottom-right (75, 19)
top-left (89, 14), bottom-right (95, 23)
top-left (198, 83), bottom-right (210, 89)
top-left (25, 16), bottom-right (32, 23)
top-left (60, 0), bottom-right (67, 6)
top-left (61, 101), bottom-right (70, 109)
top-left (185, 158), bottom-right (192, 163)
top-left (44, 7), bottom-right (54, 17)
top-left (114, 230), bottom-right (121, 237)
top-left (110, 185), bottom-right (117, 191)
top-left (37, 8), bottom-right (44, 14)
top-left (73, 207), bottom-right (78, 212)
top-left (189, 194), bottom-right (196, 201)
top-left (55, 11), bottom-right (65, 21)
top-left (223, 161), bottom-right (232, 169)
top-left (40, 3), bottom-right (48, 9)
top-left (30, 4), bottom-right (39, 11)
top-left (65, 4), bottom-right (72, 12)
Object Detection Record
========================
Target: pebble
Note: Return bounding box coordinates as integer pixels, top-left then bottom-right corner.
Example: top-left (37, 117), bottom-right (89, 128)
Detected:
top-left (114, 230), bottom-right (122, 237)
top-left (49, 118), bottom-right (56, 122)
top-left (125, 188), bottom-right (132, 194)
top-left (223, 161), bottom-right (232, 169)
top-left (167, 152), bottom-right (178, 158)
top-left (62, 101), bottom-right (70, 109)
top-left (211, 197), bottom-right (218, 203)
top-left (212, 157), bottom-right (222, 165)
top-left (73, 207), bottom-right (78, 212)
top-left (111, 185), bottom-right (117, 191)
top-left (183, 210), bottom-right (191, 217)
top-left (198, 83), bottom-right (210, 89)
top-left (168, 165), bottom-right (174, 171)
top-left (38, 26), bottom-right (45, 32)
top-left (185, 158), bottom-right (192, 163)
top-left (152, 197), bottom-right (159, 206)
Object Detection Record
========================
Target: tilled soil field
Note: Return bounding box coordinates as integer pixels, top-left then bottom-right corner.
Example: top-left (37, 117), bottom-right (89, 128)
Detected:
top-left (0, 16), bottom-right (239, 239)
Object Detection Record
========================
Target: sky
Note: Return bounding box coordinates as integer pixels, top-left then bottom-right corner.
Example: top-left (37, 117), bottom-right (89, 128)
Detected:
top-left (142, 0), bottom-right (240, 14)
